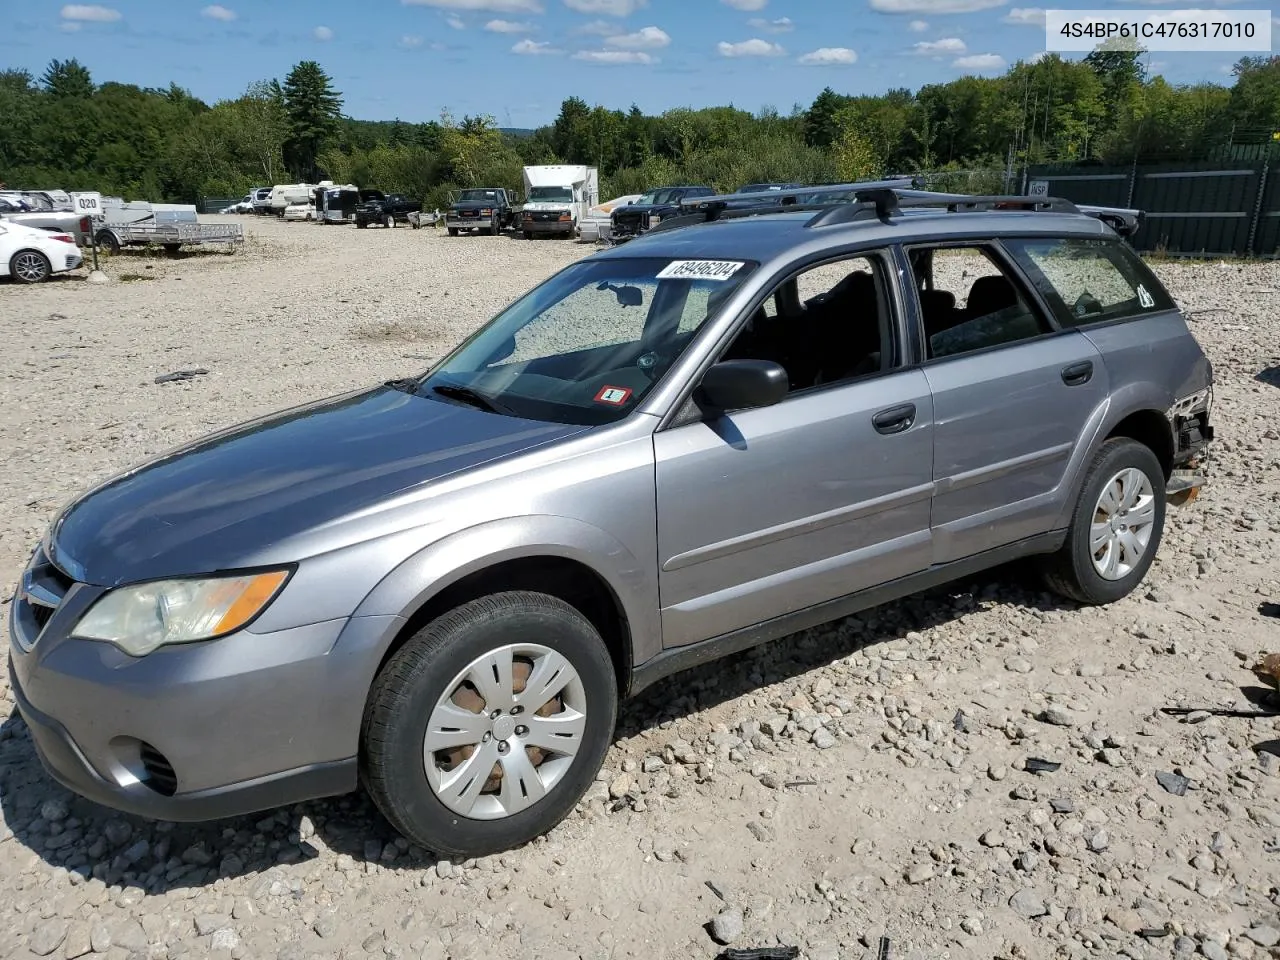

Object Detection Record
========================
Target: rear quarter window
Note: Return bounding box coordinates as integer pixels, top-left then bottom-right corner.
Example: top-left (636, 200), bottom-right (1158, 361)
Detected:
top-left (1002, 237), bottom-right (1175, 328)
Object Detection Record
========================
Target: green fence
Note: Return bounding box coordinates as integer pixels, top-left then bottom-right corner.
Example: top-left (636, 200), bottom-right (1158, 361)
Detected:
top-left (199, 196), bottom-right (242, 214)
top-left (1027, 161), bottom-right (1280, 257)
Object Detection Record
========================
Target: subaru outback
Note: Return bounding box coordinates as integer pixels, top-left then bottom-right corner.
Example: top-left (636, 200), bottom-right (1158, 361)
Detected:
top-left (8, 188), bottom-right (1213, 858)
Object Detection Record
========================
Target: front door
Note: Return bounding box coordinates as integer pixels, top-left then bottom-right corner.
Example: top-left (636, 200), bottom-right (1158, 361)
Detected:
top-left (904, 242), bottom-right (1110, 565)
top-left (653, 250), bottom-right (937, 649)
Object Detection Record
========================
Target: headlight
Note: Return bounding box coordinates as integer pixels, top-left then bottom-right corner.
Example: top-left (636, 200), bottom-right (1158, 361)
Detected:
top-left (71, 569), bottom-right (291, 657)
top-left (651, 214), bottom-right (662, 225)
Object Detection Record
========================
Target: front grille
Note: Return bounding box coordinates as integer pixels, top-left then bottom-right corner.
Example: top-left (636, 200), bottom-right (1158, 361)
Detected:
top-left (18, 545), bottom-right (75, 647)
top-left (139, 742), bottom-right (178, 796)
top-left (531, 211), bottom-right (563, 223)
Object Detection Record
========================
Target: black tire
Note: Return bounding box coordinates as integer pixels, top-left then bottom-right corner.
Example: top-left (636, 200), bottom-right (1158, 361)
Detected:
top-left (1041, 437), bottom-right (1166, 605)
top-left (490, 217), bottom-right (500, 237)
top-left (356, 221), bottom-right (367, 229)
top-left (523, 230), bottom-right (534, 240)
top-left (9, 249), bottom-right (51, 284)
top-left (448, 228), bottom-right (459, 237)
top-left (384, 214), bottom-right (395, 229)
top-left (361, 591), bottom-right (618, 859)
top-left (96, 231), bottom-right (121, 255)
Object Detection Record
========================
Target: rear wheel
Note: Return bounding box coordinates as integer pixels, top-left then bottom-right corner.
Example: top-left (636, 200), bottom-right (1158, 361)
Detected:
top-left (448, 228), bottom-right (459, 237)
top-left (361, 591), bottom-right (617, 859)
top-left (1042, 437), bottom-right (1166, 604)
top-left (523, 230), bottom-right (534, 240)
top-left (490, 217), bottom-right (501, 236)
top-left (9, 250), bottom-right (51, 284)
top-left (96, 231), bottom-right (120, 254)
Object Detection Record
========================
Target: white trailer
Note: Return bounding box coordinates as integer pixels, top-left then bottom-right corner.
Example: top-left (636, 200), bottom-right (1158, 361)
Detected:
top-left (519, 165), bottom-right (599, 239)
top-left (268, 182), bottom-right (319, 215)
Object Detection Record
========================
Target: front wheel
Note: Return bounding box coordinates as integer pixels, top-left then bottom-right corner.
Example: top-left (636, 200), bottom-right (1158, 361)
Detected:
top-left (9, 250), bottom-right (51, 284)
top-left (361, 591), bottom-right (617, 859)
top-left (1042, 437), bottom-right (1166, 604)
top-left (383, 214), bottom-right (395, 229)
top-left (523, 230), bottom-right (534, 240)
top-left (447, 228), bottom-right (459, 237)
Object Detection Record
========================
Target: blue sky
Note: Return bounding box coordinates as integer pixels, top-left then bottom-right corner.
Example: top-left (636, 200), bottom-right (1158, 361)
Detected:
top-left (3, 1), bottom-right (1251, 126)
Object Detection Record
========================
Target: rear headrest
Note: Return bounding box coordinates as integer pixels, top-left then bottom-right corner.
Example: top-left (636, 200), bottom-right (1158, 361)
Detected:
top-left (918, 289), bottom-right (956, 312)
top-left (966, 274), bottom-right (1018, 317)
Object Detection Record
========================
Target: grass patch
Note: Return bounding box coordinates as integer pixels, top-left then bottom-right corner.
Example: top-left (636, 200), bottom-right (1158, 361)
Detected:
top-left (116, 272), bottom-right (154, 282)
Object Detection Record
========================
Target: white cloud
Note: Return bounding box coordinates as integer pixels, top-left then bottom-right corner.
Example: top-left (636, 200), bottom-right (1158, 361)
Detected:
top-left (573, 18), bottom-right (617, 33)
top-left (202, 5), bottom-right (237, 21)
top-left (563, 0), bottom-right (647, 15)
top-left (908, 18), bottom-right (929, 30)
top-left (513, 37), bottom-right (561, 53)
top-left (798, 47), bottom-right (857, 64)
top-left (60, 4), bottom-right (122, 22)
top-left (573, 49), bottom-right (656, 62)
top-left (954, 52), bottom-right (1006, 69)
top-left (914, 36), bottom-right (966, 54)
top-left (485, 17), bottom-right (535, 30)
top-left (313, 25), bottom-right (334, 40)
top-left (721, 0), bottom-right (767, 9)
top-left (870, 0), bottom-right (1006, 12)
top-left (717, 37), bottom-right (785, 56)
top-left (748, 16), bottom-right (793, 31)
top-left (1003, 7), bottom-right (1044, 24)
top-left (403, 0), bottom-right (544, 12)
top-left (400, 34), bottom-right (425, 46)
top-left (604, 25), bottom-right (670, 48)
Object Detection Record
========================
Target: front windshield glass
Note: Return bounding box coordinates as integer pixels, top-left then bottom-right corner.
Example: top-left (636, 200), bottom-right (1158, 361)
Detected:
top-left (528, 186), bottom-right (572, 203)
top-left (458, 189), bottom-right (499, 202)
top-left (416, 256), bottom-right (757, 426)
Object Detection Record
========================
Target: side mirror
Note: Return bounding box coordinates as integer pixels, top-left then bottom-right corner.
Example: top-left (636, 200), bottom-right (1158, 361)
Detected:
top-left (698, 359), bottom-right (788, 412)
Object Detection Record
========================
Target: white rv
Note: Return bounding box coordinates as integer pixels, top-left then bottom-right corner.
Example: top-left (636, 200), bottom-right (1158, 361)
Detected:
top-left (519, 165), bottom-right (599, 239)
top-left (268, 182), bottom-right (321, 215)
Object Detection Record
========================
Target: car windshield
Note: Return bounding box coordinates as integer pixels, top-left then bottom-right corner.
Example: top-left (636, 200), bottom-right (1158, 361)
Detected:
top-left (635, 189), bottom-right (680, 206)
top-left (414, 255), bottom-right (758, 426)
top-left (528, 186), bottom-right (572, 202)
top-left (458, 190), bottom-right (499, 202)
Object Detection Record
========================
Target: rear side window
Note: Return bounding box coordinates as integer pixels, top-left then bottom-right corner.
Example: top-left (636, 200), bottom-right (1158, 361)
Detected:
top-left (1003, 237), bottom-right (1175, 328)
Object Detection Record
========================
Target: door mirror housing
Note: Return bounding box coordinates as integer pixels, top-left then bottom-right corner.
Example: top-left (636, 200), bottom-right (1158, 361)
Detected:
top-left (698, 359), bottom-right (789, 412)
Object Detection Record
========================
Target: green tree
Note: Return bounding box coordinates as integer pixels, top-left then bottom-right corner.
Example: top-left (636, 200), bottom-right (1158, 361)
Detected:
top-left (42, 58), bottom-right (94, 99)
top-left (281, 60), bottom-right (342, 180)
top-left (804, 87), bottom-right (847, 149)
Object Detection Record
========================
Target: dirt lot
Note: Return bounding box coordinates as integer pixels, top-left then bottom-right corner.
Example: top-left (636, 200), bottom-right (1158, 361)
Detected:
top-left (0, 216), bottom-right (1277, 960)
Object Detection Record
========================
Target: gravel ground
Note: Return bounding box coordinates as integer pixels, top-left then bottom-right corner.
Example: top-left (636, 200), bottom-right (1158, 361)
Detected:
top-left (1, 216), bottom-right (1278, 960)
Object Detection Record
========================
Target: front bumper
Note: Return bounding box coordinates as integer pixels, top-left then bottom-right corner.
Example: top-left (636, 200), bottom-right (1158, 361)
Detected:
top-left (522, 218), bottom-right (574, 234)
top-left (7, 553), bottom-right (400, 821)
top-left (447, 214), bottom-right (495, 229)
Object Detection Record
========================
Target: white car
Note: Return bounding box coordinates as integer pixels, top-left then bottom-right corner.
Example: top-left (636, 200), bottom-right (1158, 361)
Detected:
top-left (0, 217), bottom-right (83, 283)
top-left (282, 202), bottom-right (315, 221)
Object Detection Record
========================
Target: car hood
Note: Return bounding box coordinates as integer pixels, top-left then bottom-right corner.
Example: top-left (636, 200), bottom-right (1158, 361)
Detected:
top-left (49, 385), bottom-right (588, 586)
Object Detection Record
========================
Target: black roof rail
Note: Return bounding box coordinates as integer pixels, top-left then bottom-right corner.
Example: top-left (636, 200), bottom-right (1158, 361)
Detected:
top-left (677, 177), bottom-right (922, 212)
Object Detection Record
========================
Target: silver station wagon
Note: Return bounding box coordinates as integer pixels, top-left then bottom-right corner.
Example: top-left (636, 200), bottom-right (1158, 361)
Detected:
top-left (9, 187), bottom-right (1214, 858)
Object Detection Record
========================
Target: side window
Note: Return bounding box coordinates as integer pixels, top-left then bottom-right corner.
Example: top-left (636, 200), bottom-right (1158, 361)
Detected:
top-left (1003, 237), bottom-right (1176, 327)
top-left (718, 253), bottom-right (893, 393)
top-left (908, 245), bottom-right (1052, 361)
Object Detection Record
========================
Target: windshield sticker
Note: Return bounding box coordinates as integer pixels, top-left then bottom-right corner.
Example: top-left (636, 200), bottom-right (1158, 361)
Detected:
top-left (1136, 283), bottom-right (1155, 308)
top-left (594, 385), bottom-right (633, 406)
top-left (656, 260), bottom-right (745, 281)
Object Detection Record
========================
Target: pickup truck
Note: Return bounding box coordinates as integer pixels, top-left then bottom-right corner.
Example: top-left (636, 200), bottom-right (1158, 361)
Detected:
top-left (445, 188), bottom-right (517, 236)
top-left (0, 197), bottom-right (94, 246)
top-left (609, 185), bottom-right (716, 242)
top-left (354, 193), bottom-right (423, 229)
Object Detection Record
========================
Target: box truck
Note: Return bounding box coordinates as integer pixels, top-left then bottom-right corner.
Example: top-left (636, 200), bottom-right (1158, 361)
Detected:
top-left (519, 165), bottom-right (599, 239)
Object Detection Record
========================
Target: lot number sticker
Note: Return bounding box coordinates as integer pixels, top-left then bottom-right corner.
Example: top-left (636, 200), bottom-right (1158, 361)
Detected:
top-left (656, 260), bottom-right (745, 281)
top-left (594, 385), bottom-right (633, 405)
top-left (1136, 284), bottom-right (1155, 308)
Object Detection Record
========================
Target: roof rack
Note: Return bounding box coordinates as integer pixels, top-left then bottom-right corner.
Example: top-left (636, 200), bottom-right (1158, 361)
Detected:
top-left (641, 186), bottom-right (1131, 239)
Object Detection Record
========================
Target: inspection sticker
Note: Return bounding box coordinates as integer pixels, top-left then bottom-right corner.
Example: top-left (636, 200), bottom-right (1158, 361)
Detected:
top-left (656, 260), bottom-right (745, 281)
top-left (1137, 283), bottom-right (1155, 308)
top-left (594, 385), bottom-right (633, 405)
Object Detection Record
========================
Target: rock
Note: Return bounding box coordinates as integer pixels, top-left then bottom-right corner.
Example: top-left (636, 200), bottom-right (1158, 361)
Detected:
top-left (1005, 657), bottom-right (1033, 674)
top-left (980, 829), bottom-right (1006, 847)
top-left (988, 764), bottom-right (1008, 782)
top-left (608, 775), bottom-right (633, 800)
top-left (1077, 662), bottom-right (1105, 677)
top-left (1155, 770), bottom-right (1190, 796)
top-left (1050, 797), bottom-right (1075, 814)
top-left (313, 917), bottom-right (338, 939)
top-left (1245, 926), bottom-right (1280, 948)
top-left (1040, 705), bottom-right (1076, 727)
top-left (811, 727), bottom-right (836, 750)
top-left (709, 909), bottom-right (744, 945)
top-left (1009, 889), bottom-right (1047, 918)
top-left (1016, 851), bottom-right (1040, 872)
top-left (1106, 908), bottom-right (1144, 934)
top-left (210, 929), bottom-right (239, 952)
top-left (40, 798), bottom-right (70, 822)
top-left (63, 922), bottom-right (91, 959)
top-left (1087, 830), bottom-right (1110, 852)
top-left (906, 863), bottom-right (935, 884)
top-left (102, 820), bottom-right (131, 847)
top-left (960, 917), bottom-right (984, 936)
top-left (1201, 942), bottom-right (1229, 960)
top-left (1174, 937), bottom-right (1197, 957)
top-left (641, 756), bottom-right (664, 774)
top-left (30, 921), bottom-right (68, 957)
top-left (89, 925), bottom-right (111, 953)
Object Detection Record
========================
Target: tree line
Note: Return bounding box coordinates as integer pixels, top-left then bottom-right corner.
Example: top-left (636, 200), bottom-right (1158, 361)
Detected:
top-left (2, 52), bottom-right (1279, 209)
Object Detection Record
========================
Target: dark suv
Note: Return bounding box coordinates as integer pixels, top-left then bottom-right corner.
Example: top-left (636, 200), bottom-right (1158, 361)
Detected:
top-left (9, 187), bottom-right (1211, 861)
top-left (610, 185), bottom-right (716, 241)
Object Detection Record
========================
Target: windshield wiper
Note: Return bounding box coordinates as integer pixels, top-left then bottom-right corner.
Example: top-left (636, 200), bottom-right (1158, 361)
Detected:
top-left (430, 383), bottom-right (509, 414)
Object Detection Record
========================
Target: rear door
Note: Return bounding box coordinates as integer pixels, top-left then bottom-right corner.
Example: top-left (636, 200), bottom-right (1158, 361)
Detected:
top-left (902, 240), bottom-right (1110, 565)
